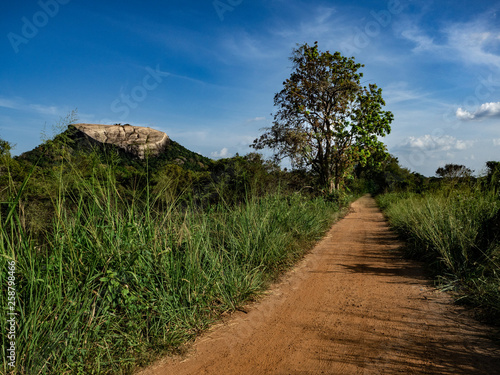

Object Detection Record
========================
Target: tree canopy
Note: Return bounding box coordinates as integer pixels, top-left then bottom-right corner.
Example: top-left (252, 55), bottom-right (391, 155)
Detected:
top-left (252, 42), bottom-right (393, 192)
top-left (435, 163), bottom-right (473, 179)
top-left (0, 137), bottom-right (12, 158)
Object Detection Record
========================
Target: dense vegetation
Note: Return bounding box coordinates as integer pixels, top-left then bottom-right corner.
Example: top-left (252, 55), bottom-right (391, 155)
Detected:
top-left (2, 38), bottom-right (495, 375)
top-left (377, 163), bottom-right (500, 326)
top-left (2, 119), bottom-right (499, 373)
top-left (0, 125), bottom-right (349, 374)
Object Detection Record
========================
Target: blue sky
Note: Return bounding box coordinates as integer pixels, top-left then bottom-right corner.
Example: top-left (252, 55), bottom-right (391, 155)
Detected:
top-left (1, 0), bottom-right (500, 176)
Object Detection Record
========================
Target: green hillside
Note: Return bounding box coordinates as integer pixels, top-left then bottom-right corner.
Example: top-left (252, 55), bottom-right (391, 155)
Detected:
top-left (15, 124), bottom-right (212, 173)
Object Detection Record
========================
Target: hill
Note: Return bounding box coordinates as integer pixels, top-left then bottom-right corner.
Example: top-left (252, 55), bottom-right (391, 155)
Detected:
top-left (15, 123), bottom-right (212, 172)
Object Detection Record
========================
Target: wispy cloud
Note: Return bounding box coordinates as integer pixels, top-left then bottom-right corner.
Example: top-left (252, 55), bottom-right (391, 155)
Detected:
top-left (0, 97), bottom-right (63, 116)
top-left (456, 102), bottom-right (500, 120)
top-left (245, 116), bottom-right (267, 124)
top-left (397, 8), bottom-right (500, 69)
top-left (316, 6), bottom-right (336, 25)
top-left (272, 5), bottom-right (338, 40)
top-left (445, 14), bottom-right (500, 68)
top-left (383, 81), bottom-right (432, 105)
top-left (220, 4), bottom-right (341, 65)
top-left (0, 98), bottom-right (22, 110)
top-left (29, 104), bottom-right (59, 115)
top-left (220, 31), bottom-right (279, 63)
top-left (400, 28), bottom-right (436, 53)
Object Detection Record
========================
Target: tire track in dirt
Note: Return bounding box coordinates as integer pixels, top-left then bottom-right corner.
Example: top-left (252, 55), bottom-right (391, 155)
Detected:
top-left (138, 195), bottom-right (500, 374)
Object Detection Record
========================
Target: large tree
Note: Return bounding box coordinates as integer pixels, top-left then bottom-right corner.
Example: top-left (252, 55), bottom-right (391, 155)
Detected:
top-left (252, 42), bottom-right (394, 192)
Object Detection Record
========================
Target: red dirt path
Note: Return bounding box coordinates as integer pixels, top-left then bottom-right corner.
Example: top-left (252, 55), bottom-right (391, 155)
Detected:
top-left (138, 195), bottom-right (500, 374)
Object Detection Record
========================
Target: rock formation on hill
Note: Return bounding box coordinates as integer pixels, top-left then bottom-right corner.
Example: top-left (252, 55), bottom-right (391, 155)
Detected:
top-left (72, 123), bottom-right (169, 159)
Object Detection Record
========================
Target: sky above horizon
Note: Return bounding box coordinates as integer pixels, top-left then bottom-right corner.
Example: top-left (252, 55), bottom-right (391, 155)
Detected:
top-left (1, 0), bottom-right (500, 176)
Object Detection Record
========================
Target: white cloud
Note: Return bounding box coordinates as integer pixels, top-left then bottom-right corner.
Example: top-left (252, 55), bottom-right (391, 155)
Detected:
top-left (399, 134), bottom-right (475, 152)
top-left (393, 135), bottom-right (482, 176)
top-left (493, 138), bottom-right (500, 146)
top-left (456, 102), bottom-right (500, 120)
top-left (456, 107), bottom-right (475, 120)
top-left (245, 116), bottom-right (266, 124)
top-left (455, 139), bottom-right (474, 150)
top-left (211, 147), bottom-right (230, 158)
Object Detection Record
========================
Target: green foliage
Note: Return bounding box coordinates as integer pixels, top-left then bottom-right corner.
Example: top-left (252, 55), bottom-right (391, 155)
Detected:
top-left (0, 120), bottom-right (348, 373)
top-left (208, 153), bottom-right (284, 203)
top-left (152, 163), bottom-right (210, 206)
top-left (5, 119), bottom-right (336, 240)
top-left (252, 41), bottom-right (393, 193)
top-left (485, 161), bottom-right (500, 191)
top-left (0, 137), bottom-right (14, 191)
top-left (355, 154), bottom-right (425, 194)
top-left (145, 139), bottom-right (212, 172)
top-left (435, 163), bottom-right (473, 179)
top-left (17, 123), bottom-right (212, 175)
top-left (0, 137), bottom-right (12, 158)
top-left (378, 184), bottom-right (500, 324)
top-left (0, 164), bottom-right (342, 374)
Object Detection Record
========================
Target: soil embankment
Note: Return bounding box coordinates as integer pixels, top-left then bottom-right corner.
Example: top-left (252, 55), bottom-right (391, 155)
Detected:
top-left (139, 195), bottom-right (500, 374)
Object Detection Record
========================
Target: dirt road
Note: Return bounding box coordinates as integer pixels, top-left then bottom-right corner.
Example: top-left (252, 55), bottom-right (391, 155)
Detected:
top-left (138, 195), bottom-right (500, 374)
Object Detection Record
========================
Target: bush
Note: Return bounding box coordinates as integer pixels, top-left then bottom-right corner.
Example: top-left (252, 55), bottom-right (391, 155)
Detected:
top-left (378, 186), bottom-right (500, 324)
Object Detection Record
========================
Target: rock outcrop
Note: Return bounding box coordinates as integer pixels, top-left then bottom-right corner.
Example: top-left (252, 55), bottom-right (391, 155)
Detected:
top-left (72, 124), bottom-right (169, 159)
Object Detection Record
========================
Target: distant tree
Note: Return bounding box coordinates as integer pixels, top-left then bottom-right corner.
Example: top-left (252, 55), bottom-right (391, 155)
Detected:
top-left (252, 42), bottom-right (393, 193)
top-left (0, 137), bottom-right (19, 199)
top-left (485, 161), bottom-right (500, 189)
top-left (0, 137), bottom-right (12, 158)
top-left (355, 153), bottom-right (421, 193)
top-left (435, 164), bottom-right (473, 179)
top-left (486, 161), bottom-right (500, 176)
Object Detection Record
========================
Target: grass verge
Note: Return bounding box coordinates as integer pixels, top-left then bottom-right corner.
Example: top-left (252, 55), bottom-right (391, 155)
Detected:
top-left (1, 169), bottom-right (344, 374)
top-left (376, 187), bottom-right (500, 325)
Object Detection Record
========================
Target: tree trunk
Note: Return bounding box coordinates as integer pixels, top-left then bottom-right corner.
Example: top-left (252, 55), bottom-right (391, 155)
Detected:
top-left (329, 179), bottom-right (335, 193)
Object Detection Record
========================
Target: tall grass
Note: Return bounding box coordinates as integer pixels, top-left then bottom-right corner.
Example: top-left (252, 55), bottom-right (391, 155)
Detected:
top-left (377, 186), bottom-right (500, 323)
top-left (1, 163), bottom-right (342, 374)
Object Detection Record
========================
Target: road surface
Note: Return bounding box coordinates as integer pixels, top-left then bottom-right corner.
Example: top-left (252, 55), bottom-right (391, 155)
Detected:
top-left (138, 195), bottom-right (500, 374)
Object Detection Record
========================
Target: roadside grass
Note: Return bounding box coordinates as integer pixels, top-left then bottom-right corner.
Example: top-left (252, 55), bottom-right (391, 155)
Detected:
top-left (376, 186), bottom-right (500, 325)
top-left (0, 164), bottom-right (343, 374)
